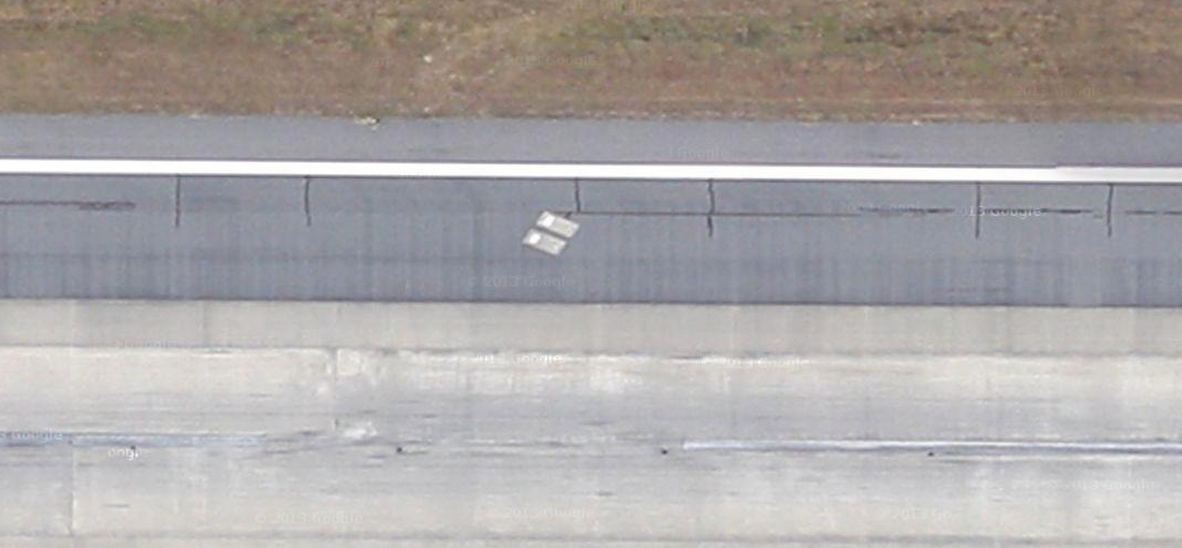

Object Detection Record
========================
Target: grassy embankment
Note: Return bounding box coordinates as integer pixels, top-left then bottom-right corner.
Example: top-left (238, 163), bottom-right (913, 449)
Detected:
top-left (1, 0), bottom-right (1181, 121)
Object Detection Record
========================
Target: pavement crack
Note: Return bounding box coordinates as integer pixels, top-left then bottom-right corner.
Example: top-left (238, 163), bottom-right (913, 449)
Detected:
top-left (974, 183), bottom-right (982, 239)
top-left (174, 175), bottom-right (182, 228)
top-left (304, 176), bottom-right (313, 227)
top-left (682, 439), bottom-right (1182, 457)
top-left (1107, 184), bottom-right (1115, 238)
top-left (707, 179), bottom-right (716, 238)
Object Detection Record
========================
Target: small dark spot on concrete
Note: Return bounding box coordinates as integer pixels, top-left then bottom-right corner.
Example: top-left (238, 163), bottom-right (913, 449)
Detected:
top-left (659, 448), bottom-right (669, 455)
top-left (927, 451), bottom-right (935, 457)
top-left (396, 446), bottom-right (404, 454)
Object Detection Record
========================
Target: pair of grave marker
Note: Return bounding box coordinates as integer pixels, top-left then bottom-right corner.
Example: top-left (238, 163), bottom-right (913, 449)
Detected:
top-left (522, 211), bottom-right (580, 256)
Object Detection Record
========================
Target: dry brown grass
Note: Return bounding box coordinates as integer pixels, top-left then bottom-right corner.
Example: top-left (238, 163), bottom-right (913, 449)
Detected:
top-left (2, 0), bottom-right (1181, 120)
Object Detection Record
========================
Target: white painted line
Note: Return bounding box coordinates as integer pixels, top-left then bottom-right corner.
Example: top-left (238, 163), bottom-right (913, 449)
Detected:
top-left (1, 158), bottom-right (1182, 184)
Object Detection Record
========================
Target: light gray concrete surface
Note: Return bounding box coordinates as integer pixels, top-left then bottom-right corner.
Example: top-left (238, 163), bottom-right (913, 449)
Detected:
top-left (2, 300), bottom-right (1182, 356)
top-left (4, 342), bottom-right (1182, 546)
top-left (4, 175), bottom-right (1182, 304)
top-left (1, 346), bottom-right (332, 433)
top-left (8, 543), bottom-right (1090, 548)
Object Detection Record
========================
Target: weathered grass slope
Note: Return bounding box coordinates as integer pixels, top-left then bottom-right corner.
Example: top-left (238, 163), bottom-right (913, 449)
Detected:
top-left (1, 0), bottom-right (1181, 121)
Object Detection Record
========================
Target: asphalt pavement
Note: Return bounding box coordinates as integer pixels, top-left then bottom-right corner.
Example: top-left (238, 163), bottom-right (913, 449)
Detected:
top-left (4, 115), bottom-right (1182, 165)
top-left (2, 116), bottom-right (1181, 305)
top-left (5, 117), bottom-right (1181, 546)
top-left (2, 173), bottom-right (1182, 304)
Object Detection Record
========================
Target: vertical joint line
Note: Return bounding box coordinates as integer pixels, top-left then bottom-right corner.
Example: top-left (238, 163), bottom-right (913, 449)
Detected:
top-left (973, 182), bottom-right (982, 240)
top-left (304, 176), bottom-right (313, 227)
top-left (574, 179), bottom-right (583, 214)
top-left (707, 179), bottom-right (716, 237)
top-left (1106, 184), bottom-right (1114, 238)
top-left (67, 440), bottom-right (76, 536)
top-left (174, 175), bottom-right (182, 228)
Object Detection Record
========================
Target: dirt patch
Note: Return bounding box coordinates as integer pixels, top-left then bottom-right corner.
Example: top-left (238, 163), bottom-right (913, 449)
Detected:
top-left (1, 0), bottom-right (1181, 121)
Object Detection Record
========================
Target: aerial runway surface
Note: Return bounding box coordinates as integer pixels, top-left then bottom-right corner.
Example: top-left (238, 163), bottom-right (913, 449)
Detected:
top-left (4, 116), bottom-right (1182, 547)
top-left (4, 301), bottom-right (1182, 547)
top-left (2, 117), bottom-right (1182, 306)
